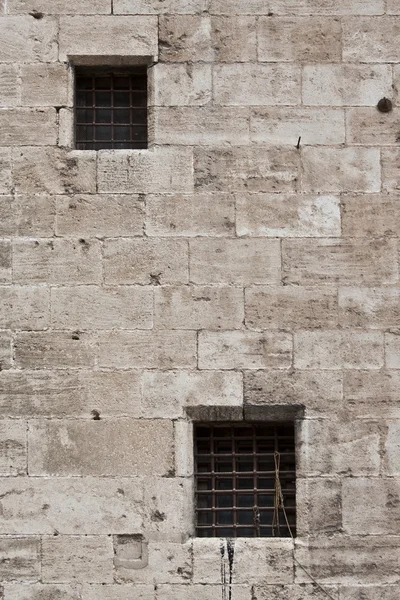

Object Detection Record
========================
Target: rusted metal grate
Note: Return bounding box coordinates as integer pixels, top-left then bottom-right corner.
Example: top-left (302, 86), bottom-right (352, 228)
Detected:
top-left (194, 422), bottom-right (296, 538)
top-left (75, 67), bottom-right (147, 150)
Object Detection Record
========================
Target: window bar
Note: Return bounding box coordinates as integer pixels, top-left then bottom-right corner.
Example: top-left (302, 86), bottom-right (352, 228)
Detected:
top-left (211, 426), bottom-right (216, 535)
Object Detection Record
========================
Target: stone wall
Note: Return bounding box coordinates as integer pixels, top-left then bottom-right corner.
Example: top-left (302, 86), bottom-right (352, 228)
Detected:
top-left (0, 0), bottom-right (399, 598)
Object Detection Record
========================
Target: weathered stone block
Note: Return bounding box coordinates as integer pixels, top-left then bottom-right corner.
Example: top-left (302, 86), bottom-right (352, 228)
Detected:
top-left (13, 239), bottom-right (102, 284)
top-left (193, 538), bottom-right (293, 584)
top-left (174, 420), bottom-right (193, 477)
top-left (143, 477), bottom-right (193, 541)
top-left (250, 108), bottom-right (345, 145)
top-left (156, 586), bottom-right (251, 600)
top-left (159, 16), bottom-right (213, 62)
top-left (0, 331), bottom-right (12, 371)
top-left (97, 148), bottom-right (193, 194)
top-left (343, 16), bottom-right (400, 62)
top-left (294, 331), bottom-right (384, 370)
top-left (384, 421), bottom-right (400, 476)
top-left (198, 331), bottom-right (292, 370)
top-left (0, 537), bottom-right (40, 582)
top-left (51, 286), bottom-right (153, 330)
top-left (115, 0), bottom-right (208, 13)
top-left (4, 584), bottom-right (81, 600)
top-left (343, 478), bottom-right (400, 535)
top-left (0, 195), bottom-right (55, 237)
top-left (113, 535), bottom-right (148, 581)
top-left (258, 17), bottom-right (341, 62)
top-left (382, 148), bottom-right (400, 192)
top-left (211, 16), bottom-right (256, 61)
top-left (103, 238), bottom-right (188, 285)
top-left (146, 193), bottom-right (234, 237)
top-left (0, 241), bottom-right (11, 283)
top-left (150, 64), bottom-right (212, 106)
top-left (20, 64), bottom-right (70, 107)
top-left (141, 370), bottom-right (243, 418)
top-left (282, 238), bottom-right (397, 285)
top-left (154, 285), bottom-right (243, 330)
top-left (339, 287), bottom-right (400, 329)
top-left (340, 587), bottom-right (399, 600)
top-left (384, 333), bottom-right (400, 369)
top-left (346, 108), bottom-right (400, 145)
top-left (29, 419), bottom-right (174, 477)
top-left (0, 16), bottom-right (57, 62)
top-left (0, 150), bottom-right (11, 194)
top-left (298, 419), bottom-right (381, 476)
top-left (344, 370), bottom-right (400, 419)
top-left (244, 370), bottom-right (343, 417)
top-left (0, 370), bottom-right (141, 418)
top-left (190, 239), bottom-right (281, 285)
top-left (302, 65), bottom-right (392, 105)
top-left (213, 64), bottom-right (301, 105)
top-left (302, 147), bottom-right (381, 193)
top-left (119, 542), bottom-right (193, 585)
top-left (253, 585), bottom-right (339, 600)
top-left (297, 478), bottom-right (342, 536)
top-left (59, 16), bottom-right (158, 61)
top-left (0, 477), bottom-right (142, 534)
top-left (12, 148), bottom-right (96, 195)
top-left (153, 107), bottom-right (250, 145)
top-left (97, 331), bottom-right (196, 369)
top-left (0, 421), bottom-right (26, 476)
top-left (209, 0), bottom-right (384, 15)
top-left (0, 286), bottom-right (49, 330)
top-left (387, 0), bottom-right (400, 13)
top-left (246, 286), bottom-right (338, 330)
top-left (237, 193), bottom-right (340, 237)
top-left (0, 65), bottom-right (18, 106)
top-left (341, 194), bottom-right (400, 237)
top-left (8, 0), bottom-right (111, 13)
top-left (14, 332), bottom-right (96, 369)
top-left (82, 585), bottom-right (154, 600)
top-left (42, 536), bottom-right (113, 583)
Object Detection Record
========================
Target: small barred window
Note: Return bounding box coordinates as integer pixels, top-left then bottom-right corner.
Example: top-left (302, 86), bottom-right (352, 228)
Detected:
top-left (194, 422), bottom-right (296, 538)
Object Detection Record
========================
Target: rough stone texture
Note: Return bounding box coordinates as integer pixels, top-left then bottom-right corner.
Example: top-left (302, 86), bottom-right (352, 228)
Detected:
top-left (382, 148), bottom-right (400, 192)
top-left (20, 64), bottom-right (70, 107)
top-left (0, 286), bottom-right (49, 330)
top-left (0, 331), bottom-right (12, 371)
top-left (209, 0), bottom-right (384, 15)
top-left (344, 370), bottom-right (400, 419)
top-left (0, 420), bottom-right (27, 475)
top-left (342, 478), bottom-right (400, 535)
top-left (14, 332), bottom-right (96, 369)
top-left (8, 0), bottom-right (111, 13)
top-left (0, 538), bottom-right (40, 582)
top-left (0, 65), bottom-right (18, 106)
top-left (150, 64), bottom-right (212, 106)
top-left (0, 149), bottom-right (11, 194)
top-left (0, 17), bottom-right (57, 62)
top-left (3, 584), bottom-right (81, 600)
top-left (0, 195), bottom-right (55, 237)
top-left (343, 17), bottom-right (400, 62)
top-left (341, 194), bottom-right (400, 237)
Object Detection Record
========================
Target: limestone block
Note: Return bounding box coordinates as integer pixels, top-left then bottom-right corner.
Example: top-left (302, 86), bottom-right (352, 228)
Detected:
top-left (141, 370), bottom-right (243, 418)
top-left (387, 0), bottom-right (400, 13)
top-left (159, 16), bottom-right (213, 62)
top-left (97, 148), bottom-right (193, 194)
top-left (150, 64), bottom-right (212, 106)
top-left (20, 64), bottom-right (70, 107)
top-left (342, 194), bottom-right (400, 237)
top-left (344, 370), bottom-right (400, 419)
top-left (250, 108), bottom-right (345, 145)
top-left (211, 16), bottom-right (257, 62)
top-left (174, 420), bottom-right (193, 477)
top-left (0, 16), bottom-right (57, 62)
top-left (302, 65), bottom-right (392, 106)
top-left (282, 238), bottom-right (397, 285)
top-left (296, 478), bottom-right (342, 536)
top-left (115, 0), bottom-right (208, 13)
top-left (42, 536), bottom-right (113, 583)
top-left (193, 538), bottom-right (293, 584)
top-left (246, 286), bottom-right (338, 330)
top-left (384, 333), bottom-right (400, 368)
top-left (97, 331), bottom-right (196, 369)
top-left (116, 542), bottom-right (192, 585)
top-left (13, 239), bottom-right (102, 284)
top-left (0, 537), bottom-right (40, 582)
top-left (0, 477), bottom-right (143, 534)
top-left (0, 286), bottom-right (49, 330)
top-left (28, 419), bottom-right (174, 477)
top-left (194, 147), bottom-right (299, 193)
top-left (295, 536), bottom-right (400, 584)
top-left (142, 477), bottom-right (193, 541)
top-left (343, 16), bottom-right (400, 62)
top-left (340, 587), bottom-right (399, 600)
top-left (0, 149), bottom-right (11, 194)
top-left (56, 194), bottom-right (144, 238)
top-left (59, 16), bottom-right (158, 61)
top-left (258, 17), bottom-right (341, 62)
top-left (0, 241), bottom-right (11, 283)
top-left (156, 585), bottom-right (251, 600)
top-left (103, 239), bottom-right (188, 285)
top-left (0, 65), bottom-right (18, 106)
top-left (0, 370), bottom-right (141, 418)
top-left (209, 0), bottom-right (384, 15)
top-left (213, 64), bottom-right (300, 106)
top-left (82, 585), bottom-right (154, 600)
top-left (298, 419), bottom-right (381, 476)
top-left (0, 195), bottom-right (55, 237)
top-left (237, 193), bottom-right (340, 237)
top-left (146, 193), bottom-right (235, 237)
top-left (0, 331), bottom-right (12, 371)
top-left (385, 421), bottom-right (400, 475)
top-left (294, 331), bottom-right (384, 370)
top-left (4, 584), bottom-right (81, 600)
top-left (14, 332), bottom-right (96, 369)
top-left (153, 107), bottom-right (250, 146)
top-left (12, 148), bottom-right (96, 195)
top-left (0, 421), bottom-right (26, 475)
top-left (382, 148), bottom-right (400, 192)
top-left (8, 0), bottom-right (111, 13)
top-left (51, 286), bottom-right (153, 330)
top-left (244, 370), bottom-right (343, 417)
top-left (339, 287), bottom-right (400, 329)
top-left (0, 109), bottom-right (57, 145)
top-left (113, 535), bottom-right (148, 580)
top-left (198, 331), bottom-right (292, 370)
top-left (190, 239), bottom-right (281, 285)
top-left (302, 148), bottom-right (381, 193)
top-left (154, 285), bottom-right (243, 330)
top-left (343, 478), bottom-right (400, 534)
top-left (346, 108), bottom-right (400, 145)
top-left (253, 585), bottom-right (339, 600)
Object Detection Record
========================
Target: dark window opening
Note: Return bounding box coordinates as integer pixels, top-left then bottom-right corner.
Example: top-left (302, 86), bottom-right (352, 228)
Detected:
top-left (75, 67), bottom-right (147, 150)
top-left (194, 422), bottom-right (296, 538)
